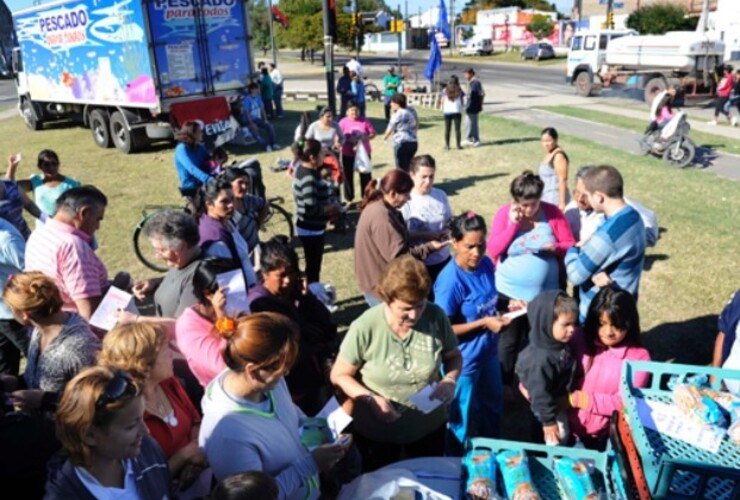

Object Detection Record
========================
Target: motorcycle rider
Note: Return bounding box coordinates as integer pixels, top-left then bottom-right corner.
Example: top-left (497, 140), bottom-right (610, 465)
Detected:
top-left (646, 86), bottom-right (677, 136)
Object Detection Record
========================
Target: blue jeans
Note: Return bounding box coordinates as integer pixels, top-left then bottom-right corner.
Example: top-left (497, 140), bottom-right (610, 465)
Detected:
top-left (273, 85), bottom-right (284, 117)
top-left (250, 118), bottom-right (276, 148)
top-left (447, 351), bottom-right (503, 454)
top-left (394, 141), bottom-right (418, 172)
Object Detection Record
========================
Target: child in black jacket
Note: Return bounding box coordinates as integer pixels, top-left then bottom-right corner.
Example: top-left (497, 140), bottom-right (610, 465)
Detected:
top-left (516, 290), bottom-right (579, 445)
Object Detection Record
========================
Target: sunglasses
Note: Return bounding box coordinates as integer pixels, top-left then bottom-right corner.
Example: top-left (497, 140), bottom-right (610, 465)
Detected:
top-left (96, 371), bottom-right (138, 408)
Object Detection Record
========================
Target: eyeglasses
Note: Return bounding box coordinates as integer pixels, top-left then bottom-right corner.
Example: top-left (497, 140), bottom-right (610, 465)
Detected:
top-left (96, 371), bottom-right (138, 408)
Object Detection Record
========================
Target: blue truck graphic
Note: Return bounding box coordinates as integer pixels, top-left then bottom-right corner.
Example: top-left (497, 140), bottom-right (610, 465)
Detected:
top-left (12, 0), bottom-right (253, 153)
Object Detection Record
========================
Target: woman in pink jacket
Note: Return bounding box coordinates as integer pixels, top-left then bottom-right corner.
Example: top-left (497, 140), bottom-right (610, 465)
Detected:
top-left (487, 170), bottom-right (575, 385)
top-left (568, 286), bottom-right (651, 449)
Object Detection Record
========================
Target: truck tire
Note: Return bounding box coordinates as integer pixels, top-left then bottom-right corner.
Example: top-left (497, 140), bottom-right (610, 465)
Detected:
top-left (644, 77), bottom-right (667, 106)
top-left (575, 72), bottom-right (593, 97)
top-left (110, 111), bottom-right (141, 154)
top-left (90, 110), bottom-right (113, 148)
top-left (21, 99), bottom-right (42, 131)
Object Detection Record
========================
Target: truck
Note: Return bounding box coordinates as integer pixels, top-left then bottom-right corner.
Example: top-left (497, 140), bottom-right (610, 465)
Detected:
top-left (566, 29), bottom-right (725, 106)
top-left (11, 0), bottom-right (254, 153)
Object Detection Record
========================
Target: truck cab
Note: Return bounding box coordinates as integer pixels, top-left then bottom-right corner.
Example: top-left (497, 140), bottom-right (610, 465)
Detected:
top-left (566, 29), bottom-right (636, 95)
top-left (459, 37), bottom-right (493, 56)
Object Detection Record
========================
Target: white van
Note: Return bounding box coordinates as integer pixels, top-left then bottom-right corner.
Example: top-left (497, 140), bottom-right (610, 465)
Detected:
top-left (459, 37), bottom-right (493, 56)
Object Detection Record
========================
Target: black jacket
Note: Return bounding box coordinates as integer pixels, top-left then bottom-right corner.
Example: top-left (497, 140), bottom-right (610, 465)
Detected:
top-left (515, 290), bottom-right (576, 426)
top-left (44, 436), bottom-right (171, 499)
top-left (466, 78), bottom-right (484, 114)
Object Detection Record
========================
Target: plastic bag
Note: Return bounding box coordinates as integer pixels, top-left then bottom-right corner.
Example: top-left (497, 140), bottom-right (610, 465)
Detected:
top-left (463, 450), bottom-right (499, 499)
top-left (496, 450), bottom-right (541, 500)
top-left (553, 457), bottom-right (599, 500)
top-left (354, 141), bottom-right (372, 174)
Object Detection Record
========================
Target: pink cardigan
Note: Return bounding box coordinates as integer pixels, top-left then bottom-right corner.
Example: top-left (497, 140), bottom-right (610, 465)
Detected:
top-left (486, 201), bottom-right (575, 265)
top-left (569, 332), bottom-right (651, 439)
top-left (175, 306), bottom-right (227, 387)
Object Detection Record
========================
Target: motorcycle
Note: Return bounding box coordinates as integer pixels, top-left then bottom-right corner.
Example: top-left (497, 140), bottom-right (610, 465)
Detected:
top-left (639, 111), bottom-right (696, 168)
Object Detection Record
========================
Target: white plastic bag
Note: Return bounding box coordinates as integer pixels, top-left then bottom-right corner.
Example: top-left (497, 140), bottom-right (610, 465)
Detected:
top-left (354, 141), bottom-right (372, 174)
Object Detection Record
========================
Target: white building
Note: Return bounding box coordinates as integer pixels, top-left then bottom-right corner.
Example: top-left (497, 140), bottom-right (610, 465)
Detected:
top-left (409, 7), bottom-right (441, 29)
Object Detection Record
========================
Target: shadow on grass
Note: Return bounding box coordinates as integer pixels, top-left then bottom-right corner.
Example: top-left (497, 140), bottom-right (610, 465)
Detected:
top-left (694, 145), bottom-right (720, 169)
top-left (436, 172), bottom-right (509, 196)
top-left (489, 136), bottom-right (540, 146)
top-left (642, 314), bottom-right (717, 364)
top-left (332, 295), bottom-right (370, 332)
top-left (643, 254), bottom-right (668, 272)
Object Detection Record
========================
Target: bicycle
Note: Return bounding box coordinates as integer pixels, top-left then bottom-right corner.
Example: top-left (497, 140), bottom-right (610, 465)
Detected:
top-left (132, 196), bottom-right (295, 273)
top-left (362, 76), bottom-right (382, 102)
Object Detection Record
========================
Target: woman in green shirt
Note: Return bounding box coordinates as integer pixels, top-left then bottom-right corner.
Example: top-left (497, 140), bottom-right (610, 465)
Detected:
top-left (330, 255), bottom-right (462, 472)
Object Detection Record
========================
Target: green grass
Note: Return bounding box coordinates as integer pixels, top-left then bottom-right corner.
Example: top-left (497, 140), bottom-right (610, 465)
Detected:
top-left (538, 105), bottom-right (740, 156)
top-left (448, 51), bottom-right (566, 66)
top-left (2, 101), bottom-right (737, 365)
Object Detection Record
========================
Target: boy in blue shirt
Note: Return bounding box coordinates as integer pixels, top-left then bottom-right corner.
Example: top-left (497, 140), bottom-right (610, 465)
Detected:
top-left (240, 83), bottom-right (279, 152)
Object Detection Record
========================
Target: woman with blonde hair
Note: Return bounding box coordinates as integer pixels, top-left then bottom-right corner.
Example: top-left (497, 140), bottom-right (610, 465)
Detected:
top-left (45, 366), bottom-right (171, 498)
top-left (199, 312), bottom-right (348, 498)
top-left (1, 272), bottom-right (99, 412)
top-left (331, 255), bottom-right (462, 471)
top-left (99, 322), bottom-right (207, 491)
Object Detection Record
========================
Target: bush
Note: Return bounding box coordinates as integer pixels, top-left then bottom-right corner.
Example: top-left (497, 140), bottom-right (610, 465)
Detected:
top-left (626, 3), bottom-right (698, 35)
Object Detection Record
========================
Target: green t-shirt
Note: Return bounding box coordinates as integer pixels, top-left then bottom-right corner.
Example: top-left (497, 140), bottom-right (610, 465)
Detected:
top-left (338, 302), bottom-right (458, 443)
top-left (383, 74), bottom-right (402, 97)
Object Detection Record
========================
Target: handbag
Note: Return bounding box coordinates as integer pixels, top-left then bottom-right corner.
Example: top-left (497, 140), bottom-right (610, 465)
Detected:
top-left (354, 141), bottom-right (372, 174)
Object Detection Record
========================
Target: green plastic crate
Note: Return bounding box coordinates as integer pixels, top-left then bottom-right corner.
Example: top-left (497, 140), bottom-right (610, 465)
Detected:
top-left (620, 361), bottom-right (740, 499)
top-left (462, 437), bottom-right (622, 499)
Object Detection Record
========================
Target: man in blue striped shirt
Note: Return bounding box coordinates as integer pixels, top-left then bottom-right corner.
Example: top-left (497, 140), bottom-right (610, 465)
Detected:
top-left (565, 166), bottom-right (646, 320)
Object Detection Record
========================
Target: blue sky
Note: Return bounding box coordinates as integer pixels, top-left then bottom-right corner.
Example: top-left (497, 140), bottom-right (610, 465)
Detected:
top-left (6, 0), bottom-right (573, 15)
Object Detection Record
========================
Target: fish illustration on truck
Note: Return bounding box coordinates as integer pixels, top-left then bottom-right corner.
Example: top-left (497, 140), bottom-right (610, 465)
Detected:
top-left (11, 0), bottom-right (254, 153)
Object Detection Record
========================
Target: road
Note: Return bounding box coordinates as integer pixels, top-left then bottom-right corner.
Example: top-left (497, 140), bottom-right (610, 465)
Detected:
top-left (0, 78), bottom-right (16, 107)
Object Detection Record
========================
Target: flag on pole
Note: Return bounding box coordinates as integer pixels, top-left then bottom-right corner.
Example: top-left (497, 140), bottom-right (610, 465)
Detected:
top-left (272, 5), bottom-right (289, 29)
top-left (437, 0), bottom-right (450, 40)
top-left (424, 32), bottom-right (442, 84)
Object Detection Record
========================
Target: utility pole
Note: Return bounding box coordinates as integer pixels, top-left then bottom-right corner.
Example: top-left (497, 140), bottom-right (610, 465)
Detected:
top-left (321, 0), bottom-right (336, 115)
top-left (449, 0), bottom-right (455, 56)
top-left (606, 0), bottom-right (614, 29)
top-left (268, 0), bottom-right (277, 65)
top-left (354, 0), bottom-right (359, 59)
top-left (397, 3), bottom-right (402, 71)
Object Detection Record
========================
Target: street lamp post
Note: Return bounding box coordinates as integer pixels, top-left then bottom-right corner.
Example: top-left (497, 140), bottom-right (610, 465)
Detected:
top-left (268, 0), bottom-right (277, 65)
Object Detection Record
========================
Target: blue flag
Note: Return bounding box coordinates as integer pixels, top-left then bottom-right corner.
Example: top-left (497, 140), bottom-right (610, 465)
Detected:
top-left (437, 0), bottom-right (450, 40)
top-left (424, 33), bottom-right (441, 83)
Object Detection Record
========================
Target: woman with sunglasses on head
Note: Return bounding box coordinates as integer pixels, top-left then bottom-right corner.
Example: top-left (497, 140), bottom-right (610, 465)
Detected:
top-left (99, 322), bottom-right (208, 494)
top-left (1, 272), bottom-right (100, 413)
top-left (6, 149), bottom-right (80, 226)
top-left (45, 367), bottom-right (171, 499)
top-left (433, 212), bottom-right (510, 455)
top-left (199, 312), bottom-right (348, 499)
top-left (331, 255), bottom-right (462, 472)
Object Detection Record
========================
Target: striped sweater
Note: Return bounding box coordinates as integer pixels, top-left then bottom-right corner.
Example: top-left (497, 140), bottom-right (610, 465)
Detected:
top-left (292, 165), bottom-right (330, 231)
top-left (565, 205), bottom-right (646, 320)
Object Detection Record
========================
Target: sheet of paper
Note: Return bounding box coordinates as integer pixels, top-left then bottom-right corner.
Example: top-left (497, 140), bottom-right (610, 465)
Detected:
top-left (409, 383), bottom-right (443, 415)
top-left (315, 396), bottom-right (352, 439)
top-left (503, 308), bottom-right (528, 320)
top-left (89, 286), bottom-right (138, 331)
top-left (216, 269), bottom-right (250, 315)
top-left (634, 397), bottom-right (726, 454)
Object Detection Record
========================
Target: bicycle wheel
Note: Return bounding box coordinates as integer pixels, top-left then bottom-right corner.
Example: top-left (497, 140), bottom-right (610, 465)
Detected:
top-left (133, 210), bottom-right (177, 273)
top-left (259, 202), bottom-right (294, 242)
top-left (365, 83), bottom-right (381, 102)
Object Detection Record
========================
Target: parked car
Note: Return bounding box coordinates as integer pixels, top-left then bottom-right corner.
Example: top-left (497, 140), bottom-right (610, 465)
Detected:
top-left (521, 42), bottom-right (555, 60)
top-left (459, 37), bottom-right (493, 56)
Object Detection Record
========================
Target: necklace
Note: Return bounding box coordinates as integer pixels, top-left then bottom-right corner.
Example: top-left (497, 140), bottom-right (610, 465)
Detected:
top-left (147, 387), bottom-right (178, 427)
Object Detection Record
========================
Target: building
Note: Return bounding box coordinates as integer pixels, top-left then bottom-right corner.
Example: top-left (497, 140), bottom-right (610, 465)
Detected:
top-left (575, 0), bottom-right (716, 20)
top-left (476, 6), bottom-right (559, 49)
top-left (409, 7), bottom-right (441, 29)
top-left (360, 10), bottom-right (392, 31)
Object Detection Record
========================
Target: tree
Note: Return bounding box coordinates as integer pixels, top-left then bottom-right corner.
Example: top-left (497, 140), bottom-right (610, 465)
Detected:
top-left (250, 0), bottom-right (271, 55)
top-left (626, 4), bottom-right (698, 35)
top-left (525, 14), bottom-right (554, 40)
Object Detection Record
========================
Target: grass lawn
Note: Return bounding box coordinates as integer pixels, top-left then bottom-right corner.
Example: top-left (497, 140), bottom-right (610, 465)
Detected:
top-left (447, 51), bottom-right (566, 66)
top-left (2, 101), bottom-right (737, 365)
top-left (538, 105), bottom-right (740, 156)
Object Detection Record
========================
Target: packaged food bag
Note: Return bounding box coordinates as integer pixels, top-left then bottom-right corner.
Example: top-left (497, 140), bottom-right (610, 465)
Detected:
top-left (553, 457), bottom-right (599, 500)
top-left (496, 450), bottom-right (541, 500)
top-left (463, 449), bottom-right (499, 499)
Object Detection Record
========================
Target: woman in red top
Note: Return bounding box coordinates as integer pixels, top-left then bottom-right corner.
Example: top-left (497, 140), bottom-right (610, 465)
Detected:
top-left (710, 65), bottom-right (734, 125)
top-left (99, 322), bottom-right (207, 493)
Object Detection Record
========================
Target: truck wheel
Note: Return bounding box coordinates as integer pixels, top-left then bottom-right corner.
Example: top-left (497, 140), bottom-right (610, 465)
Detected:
top-left (110, 111), bottom-right (140, 154)
top-left (644, 77), bottom-right (667, 106)
top-left (575, 72), bottom-right (593, 97)
top-left (21, 100), bottom-right (42, 131)
top-left (90, 110), bottom-right (113, 148)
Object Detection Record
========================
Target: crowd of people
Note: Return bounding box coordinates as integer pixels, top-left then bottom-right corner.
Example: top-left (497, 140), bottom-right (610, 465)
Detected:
top-left (0, 60), bottom-right (737, 500)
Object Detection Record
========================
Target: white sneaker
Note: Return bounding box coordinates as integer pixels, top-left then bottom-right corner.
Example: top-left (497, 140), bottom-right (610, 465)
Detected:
top-left (732, 117), bottom-right (738, 127)
top-left (472, 141), bottom-right (481, 147)
top-left (266, 145), bottom-right (273, 152)
top-left (707, 120), bottom-right (718, 125)
top-left (461, 140), bottom-right (472, 146)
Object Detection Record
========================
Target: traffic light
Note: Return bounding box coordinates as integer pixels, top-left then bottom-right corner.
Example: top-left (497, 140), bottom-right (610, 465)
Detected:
top-left (607, 11), bottom-right (614, 29)
top-left (389, 20), bottom-right (404, 33)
